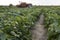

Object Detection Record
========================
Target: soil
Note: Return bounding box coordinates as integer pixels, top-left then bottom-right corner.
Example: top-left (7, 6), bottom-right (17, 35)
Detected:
top-left (31, 14), bottom-right (47, 40)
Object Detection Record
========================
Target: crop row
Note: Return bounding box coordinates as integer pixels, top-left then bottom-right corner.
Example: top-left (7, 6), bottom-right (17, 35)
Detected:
top-left (0, 6), bottom-right (41, 40)
top-left (43, 7), bottom-right (60, 40)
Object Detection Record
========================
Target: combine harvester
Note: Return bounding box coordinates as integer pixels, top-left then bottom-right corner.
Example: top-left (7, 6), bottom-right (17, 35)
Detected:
top-left (16, 1), bottom-right (32, 8)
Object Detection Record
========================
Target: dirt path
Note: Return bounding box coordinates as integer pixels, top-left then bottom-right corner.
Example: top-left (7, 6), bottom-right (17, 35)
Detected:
top-left (31, 14), bottom-right (47, 40)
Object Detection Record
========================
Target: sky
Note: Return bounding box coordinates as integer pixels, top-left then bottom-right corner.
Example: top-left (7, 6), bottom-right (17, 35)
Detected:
top-left (0, 0), bottom-right (60, 5)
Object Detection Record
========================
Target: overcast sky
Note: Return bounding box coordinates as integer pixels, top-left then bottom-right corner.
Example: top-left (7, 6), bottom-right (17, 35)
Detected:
top-left (0, 0), bottom-right (60, 5)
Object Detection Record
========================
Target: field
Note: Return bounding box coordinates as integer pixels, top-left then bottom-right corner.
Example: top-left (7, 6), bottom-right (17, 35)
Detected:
top-left (0, 6), bottom-right (60, 40)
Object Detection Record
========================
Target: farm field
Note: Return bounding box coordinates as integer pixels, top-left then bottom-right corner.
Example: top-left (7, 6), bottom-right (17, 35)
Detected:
top-left (0, 6), bottom-right (60, 40)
